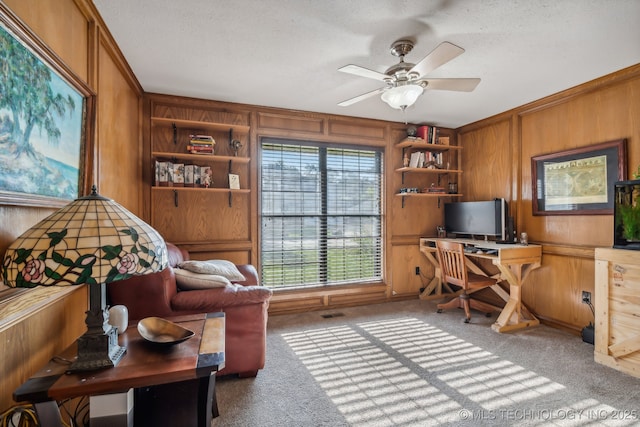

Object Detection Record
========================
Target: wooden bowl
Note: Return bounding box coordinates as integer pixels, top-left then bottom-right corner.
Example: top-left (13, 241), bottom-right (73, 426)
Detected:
top-left (137, 317), bottom-right (194, 346)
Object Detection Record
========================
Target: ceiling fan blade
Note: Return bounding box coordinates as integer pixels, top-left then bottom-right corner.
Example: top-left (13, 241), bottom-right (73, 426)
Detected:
top-left (410, 41), bottom-right (465, 78)
top-left (421, 78), bottom-right (481, 92)
top-left (338, 64), bottom-right (389, 82)
top-left (338, 87), bottom-right (386, 107)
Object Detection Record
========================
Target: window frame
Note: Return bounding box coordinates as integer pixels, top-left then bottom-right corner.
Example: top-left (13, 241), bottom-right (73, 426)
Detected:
top-left (259, 137), bottom-right (385, 290)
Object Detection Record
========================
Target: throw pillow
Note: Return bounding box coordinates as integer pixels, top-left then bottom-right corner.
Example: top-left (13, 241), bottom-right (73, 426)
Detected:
top-left (177, 260), bottom-right (246, 282)
top-left (174, 268), bottom-right (232, 290)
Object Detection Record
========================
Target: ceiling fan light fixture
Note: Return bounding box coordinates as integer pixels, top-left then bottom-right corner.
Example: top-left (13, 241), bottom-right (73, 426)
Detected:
top-left (381, 84), bottom-right (424, 110)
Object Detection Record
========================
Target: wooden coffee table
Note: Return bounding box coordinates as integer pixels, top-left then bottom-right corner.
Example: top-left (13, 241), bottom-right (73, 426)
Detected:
top-left (14, 312), bottom-right (225, 427)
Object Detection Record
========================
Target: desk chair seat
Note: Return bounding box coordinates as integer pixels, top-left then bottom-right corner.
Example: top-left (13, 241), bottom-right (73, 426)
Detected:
top-left (435, 240), bottom-right (499, 323)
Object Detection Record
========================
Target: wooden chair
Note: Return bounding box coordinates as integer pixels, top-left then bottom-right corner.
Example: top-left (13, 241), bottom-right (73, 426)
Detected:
top-left (435, 240), bottom-right (499, 323)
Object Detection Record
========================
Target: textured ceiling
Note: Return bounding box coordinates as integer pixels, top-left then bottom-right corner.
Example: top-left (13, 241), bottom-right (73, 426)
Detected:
top-left (92, 0), bottom-right (640, 128)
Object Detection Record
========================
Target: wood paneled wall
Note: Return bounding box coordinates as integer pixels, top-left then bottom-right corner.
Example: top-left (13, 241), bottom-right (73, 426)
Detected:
top-left (458, 63), bottom-right (640, 332)
top-left (0, 287), bottom-right (87, 412)
top-left (143, 94), bottom-right (418, 313)
top-left (0, 0), bottom-right (143, 411)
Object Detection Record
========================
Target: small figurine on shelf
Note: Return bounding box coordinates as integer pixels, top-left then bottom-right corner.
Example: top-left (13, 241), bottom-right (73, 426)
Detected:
top-left (403, 153), bottom-right (410, 167)
top-left (230, 139), bottom-right (243, 157)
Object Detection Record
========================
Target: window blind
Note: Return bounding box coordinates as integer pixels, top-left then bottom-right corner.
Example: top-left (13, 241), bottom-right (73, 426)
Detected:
top-left (260, 139), bottom-right (383, 289)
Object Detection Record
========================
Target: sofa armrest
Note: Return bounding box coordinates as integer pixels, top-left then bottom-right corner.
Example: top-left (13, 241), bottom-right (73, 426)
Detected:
top-left (171, 284), bottom-right (272, 311)
top-left (235, 264), bottom-right (259, 287)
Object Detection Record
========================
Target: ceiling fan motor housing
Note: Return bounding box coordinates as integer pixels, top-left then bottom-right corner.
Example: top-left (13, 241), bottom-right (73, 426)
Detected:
top-left (389, 39), bottom-right (415, 57)
top-left (386, 40), bottom-right (420, 82)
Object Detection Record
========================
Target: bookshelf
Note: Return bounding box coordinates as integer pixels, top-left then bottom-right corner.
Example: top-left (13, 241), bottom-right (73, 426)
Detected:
top-left (395, 135), bottom-right (463, 207)
top-left (147, 107), bottom-right (251, 245)
top-left (150, 118), bottom-right (250, 205)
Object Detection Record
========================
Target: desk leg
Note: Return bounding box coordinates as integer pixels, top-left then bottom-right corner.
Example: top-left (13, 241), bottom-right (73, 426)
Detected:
top-left (33, 401), bottom-right (63, 427)
top-left (491, 263), bottom-right (540, 333)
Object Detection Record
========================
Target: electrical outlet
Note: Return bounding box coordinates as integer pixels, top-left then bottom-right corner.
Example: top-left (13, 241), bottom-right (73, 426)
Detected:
top-left (415, 266), bottom-right (420, 275)
top-left (582, 291), bottom-right (591, 304)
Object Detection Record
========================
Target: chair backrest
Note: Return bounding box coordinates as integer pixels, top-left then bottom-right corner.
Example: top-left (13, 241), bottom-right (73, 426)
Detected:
top-left (436, 240), bottom-right (468, 288)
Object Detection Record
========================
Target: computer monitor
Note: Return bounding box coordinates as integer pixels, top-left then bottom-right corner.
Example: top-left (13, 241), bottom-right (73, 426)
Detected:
top-left (444, 198), bottom-right (509, 241)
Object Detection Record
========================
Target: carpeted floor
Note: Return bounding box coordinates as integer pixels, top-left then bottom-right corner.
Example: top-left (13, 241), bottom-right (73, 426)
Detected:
top-left (212, 299), bottom-right (640, 426)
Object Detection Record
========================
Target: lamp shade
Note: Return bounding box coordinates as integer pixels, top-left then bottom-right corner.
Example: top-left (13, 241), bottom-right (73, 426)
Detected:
top-left (2, 188), bottom-right (167, 288)
top-left (1, 187), bottom-right (167, 371)
top-left (381, 84), bottom-right (424, 110)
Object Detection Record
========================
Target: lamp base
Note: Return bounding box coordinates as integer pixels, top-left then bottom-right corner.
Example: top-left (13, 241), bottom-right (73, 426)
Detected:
top-left (68, 323), bottom-right (126, 373)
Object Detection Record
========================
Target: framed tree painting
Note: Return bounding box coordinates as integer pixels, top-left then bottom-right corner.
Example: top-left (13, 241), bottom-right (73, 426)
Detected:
top-left (532, 139), bottom-right (627, 215)
top-left (0, 4), bottom-right (95, 208)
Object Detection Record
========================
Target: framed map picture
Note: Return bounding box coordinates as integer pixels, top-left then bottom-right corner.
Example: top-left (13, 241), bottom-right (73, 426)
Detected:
top-left (532, 139), bottom-right (627, 215)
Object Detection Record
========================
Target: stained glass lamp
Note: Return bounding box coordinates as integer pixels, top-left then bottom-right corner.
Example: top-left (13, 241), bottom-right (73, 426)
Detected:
top-left (1, 186), bottom-right (167, 372)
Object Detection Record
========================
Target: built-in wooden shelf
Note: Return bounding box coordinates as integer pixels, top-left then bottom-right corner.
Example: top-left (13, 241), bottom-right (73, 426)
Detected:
top-left (152, 187), bottom-right (250, 194)
top-left (395, 193), bottom-right (463, 198)
top-left (395, 167), bottom-right (462, 174)
top-left (152, 151), bottom-right (250, 164)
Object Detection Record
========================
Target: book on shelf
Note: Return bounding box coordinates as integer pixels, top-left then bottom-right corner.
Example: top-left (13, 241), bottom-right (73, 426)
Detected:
top-left (188, 142), bottom-right (214, 147)
top-left (409, 151), bottom-right (423, 168)
top-left (172, 163), bottom-right (185, 187)
top-left (426, 186), bottom-right (446, 193)
top-left (189, 134), bottom-right (215, 143)
top-left (193, 165), bottom-right (201, 187)
top-left (229, 173), bottom-right (240, 190)
top-left (155, 161), bottom-right (170, 186)
top-left (417, 126), bottom-right (439, 144)
top-left (187, 145), bottom-right (214, 154)
top-left (184, 164), bottom-right (195, 187)
top-left (423, 151), bottom-right (443, 167)
top-left (154, 160), bottom-right (160, 185)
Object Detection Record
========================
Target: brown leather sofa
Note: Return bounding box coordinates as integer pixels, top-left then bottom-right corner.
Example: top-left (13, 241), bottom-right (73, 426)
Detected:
top-left (108, 243), bottom-right (273, 377)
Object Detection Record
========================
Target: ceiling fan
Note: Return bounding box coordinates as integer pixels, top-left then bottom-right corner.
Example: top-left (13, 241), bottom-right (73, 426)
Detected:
top-left (338, 39), bottom-right (480, 111)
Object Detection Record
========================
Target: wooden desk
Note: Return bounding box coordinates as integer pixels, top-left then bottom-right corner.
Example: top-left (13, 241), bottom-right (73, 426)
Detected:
top-left (14, 312), bottom-right (225, 427)
top-left (420, 238), bottom-right (542, 332)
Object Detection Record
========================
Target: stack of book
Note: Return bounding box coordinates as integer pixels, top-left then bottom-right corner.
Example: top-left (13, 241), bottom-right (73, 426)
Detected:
top-left (417, 126), bottom-right (439, 144)
top-left (187, 134), bottom-right (215, 154)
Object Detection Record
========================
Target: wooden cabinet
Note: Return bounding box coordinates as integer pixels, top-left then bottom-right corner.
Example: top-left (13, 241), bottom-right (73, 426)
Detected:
top-left (147, 103), bottom-right (252, 248)
top-left (395, 133), bottom-right (463, 206)
top-left (594, 248), bottom-right (640, 378)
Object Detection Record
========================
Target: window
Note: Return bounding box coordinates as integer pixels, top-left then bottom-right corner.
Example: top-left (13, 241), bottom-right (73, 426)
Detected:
top-left (260, 139), bottom-right (383, 289)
